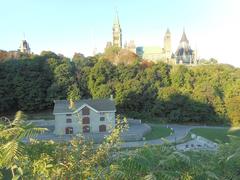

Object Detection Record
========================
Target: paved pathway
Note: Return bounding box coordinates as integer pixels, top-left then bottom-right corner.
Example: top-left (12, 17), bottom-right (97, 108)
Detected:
top-left (120, 124), bottom-right (228, 148)
top-left (32, 123), bottom-right (229, 148)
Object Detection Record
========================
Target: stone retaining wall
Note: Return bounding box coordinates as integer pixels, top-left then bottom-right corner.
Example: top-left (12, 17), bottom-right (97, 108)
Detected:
top-left (127, 118), bottom-right (141, 125)
top-left (27, 120), bottom-right (55, 126)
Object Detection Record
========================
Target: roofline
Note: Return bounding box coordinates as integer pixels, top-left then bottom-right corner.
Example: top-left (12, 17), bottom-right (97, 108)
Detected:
top-left (53, 110), bottom-right (116, 115)
top-left (74, 103), bottom-right (99, 113)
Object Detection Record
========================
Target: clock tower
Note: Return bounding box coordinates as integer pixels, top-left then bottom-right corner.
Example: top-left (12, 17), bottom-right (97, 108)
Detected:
top-left (112, 11), bottom-right (122, 47)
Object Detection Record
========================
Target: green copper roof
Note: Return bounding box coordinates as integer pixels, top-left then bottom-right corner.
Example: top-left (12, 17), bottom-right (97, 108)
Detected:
top-left (166, 28), bottom-right (170, 34)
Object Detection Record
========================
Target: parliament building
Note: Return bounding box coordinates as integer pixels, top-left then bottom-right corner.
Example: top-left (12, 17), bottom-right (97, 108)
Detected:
top-left (106, 12), bottom-right (198, 65)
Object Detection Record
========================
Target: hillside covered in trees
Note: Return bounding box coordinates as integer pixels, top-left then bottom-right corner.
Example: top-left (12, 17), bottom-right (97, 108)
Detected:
top-left (0, 50), bottom-right (239, 126)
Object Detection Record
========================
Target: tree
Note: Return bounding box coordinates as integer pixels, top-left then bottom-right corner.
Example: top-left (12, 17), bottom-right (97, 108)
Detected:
top-left (225, 96), bottom-right (240, 126)
top-left (141, 62), bottom-right (171, 88)
top-left (67, 83), bottom-right (81, 101)
top-left (170, 65), bottom-right (194, 92)
top-left (13, 59), bottom-right (52, 111)
top-left (116, 62), bottom-right (142, 82)
top-left (40, 51), bottom-right (59, 59)
top-left (103, 46), bottom-right (138, 65)
top-left (0, 61), bottom-right (16, 113)
top-left (47, 61), bottom-right (75, 100)
top-left (103, 45), bottom-right (121, 63)
top-left (88, 60), bottom-right (116, 98)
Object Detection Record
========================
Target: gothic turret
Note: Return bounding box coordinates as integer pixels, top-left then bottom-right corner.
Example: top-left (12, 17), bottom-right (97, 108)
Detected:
top-left (112, 11), bottom-right (122, 47)
top-left (175, 30), bottom-right (194, 64)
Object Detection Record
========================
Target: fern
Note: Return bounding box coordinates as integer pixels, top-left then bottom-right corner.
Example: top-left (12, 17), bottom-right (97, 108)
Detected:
top-left (0, 111), bottom-right (47, 179)
top-left (0, 140), bottom-right (24, 167)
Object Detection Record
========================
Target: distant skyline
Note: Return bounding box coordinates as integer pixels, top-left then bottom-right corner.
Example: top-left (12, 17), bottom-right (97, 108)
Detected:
top-left (1, 0), bottom-right (240, 67)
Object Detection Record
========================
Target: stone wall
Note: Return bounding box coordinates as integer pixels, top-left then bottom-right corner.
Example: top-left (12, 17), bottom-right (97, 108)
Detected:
top-left (27, 120), bottom-right (55, 126)
top-left (127, 118), bottom-right (141, 125)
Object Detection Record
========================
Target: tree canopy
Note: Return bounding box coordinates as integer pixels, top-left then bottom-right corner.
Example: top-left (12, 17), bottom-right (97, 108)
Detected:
top-left (0, 50), bottom-right (240, 125)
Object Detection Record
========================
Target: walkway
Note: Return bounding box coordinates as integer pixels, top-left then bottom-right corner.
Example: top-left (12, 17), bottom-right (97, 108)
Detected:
top-left (31, 123), bottom-right (228, 148)
top-left (120, 124), bottom-right (227, 148)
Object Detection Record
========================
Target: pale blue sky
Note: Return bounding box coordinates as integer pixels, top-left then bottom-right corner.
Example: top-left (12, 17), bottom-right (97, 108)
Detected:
top-left (1, 0), bottom-right (240, 66)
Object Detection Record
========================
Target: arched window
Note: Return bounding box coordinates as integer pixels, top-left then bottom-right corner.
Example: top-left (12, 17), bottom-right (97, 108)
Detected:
top-left (99, 125), bottom-right (106, 132)
top-left (65, 127), bottom-right (73, 134)
top-left (82, 117), bottom-right (90, 124)
top-left (83, 126), bottom-right (90, 133)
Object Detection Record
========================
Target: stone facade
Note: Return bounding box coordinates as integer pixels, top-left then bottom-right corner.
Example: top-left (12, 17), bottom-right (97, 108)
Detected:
top-left (53, 99), bottom-right (116, 135)
top-left (112, 12), bottom-right (122, 47)
top-left (164, 28), bottom-right (172, 60)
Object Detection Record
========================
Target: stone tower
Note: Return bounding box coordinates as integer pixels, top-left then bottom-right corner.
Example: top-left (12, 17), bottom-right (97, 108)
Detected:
top-left (112, 11), bottom-right (122, 47)
top-left (164, 28), bottom-right (171, 59)
top-left (19, 39), bottom-right (31, 54)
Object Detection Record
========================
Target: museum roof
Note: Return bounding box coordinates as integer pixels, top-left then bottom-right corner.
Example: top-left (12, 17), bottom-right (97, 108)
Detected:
top-left (53, 98), bottom-right (116, 114)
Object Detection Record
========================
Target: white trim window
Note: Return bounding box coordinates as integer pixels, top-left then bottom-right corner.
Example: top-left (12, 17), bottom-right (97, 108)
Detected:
top-left (100, 117), bottom-right (105, 121)
top-left (66, 118), bottom-right (72, 123)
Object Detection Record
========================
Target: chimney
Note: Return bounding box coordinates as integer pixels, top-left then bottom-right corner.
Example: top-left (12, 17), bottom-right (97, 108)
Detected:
top-left (110, 94), bottom-right (114, 101)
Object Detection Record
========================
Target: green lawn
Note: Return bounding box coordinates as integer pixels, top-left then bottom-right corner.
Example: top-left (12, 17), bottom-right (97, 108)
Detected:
top-left (190, 127), bottom-right (240, 143)
top-left (144, 124), bottom-right (173, 140)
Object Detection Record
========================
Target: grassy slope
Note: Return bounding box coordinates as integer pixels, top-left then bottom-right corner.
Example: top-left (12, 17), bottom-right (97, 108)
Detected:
top-left (144, 124), bottom-right (173, 140)
top-left (190, 127), bottom-right (240, 143)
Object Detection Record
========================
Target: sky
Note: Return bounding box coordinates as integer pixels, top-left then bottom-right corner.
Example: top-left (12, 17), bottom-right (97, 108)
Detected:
top-left (0, 0), bottom-right (240, 67)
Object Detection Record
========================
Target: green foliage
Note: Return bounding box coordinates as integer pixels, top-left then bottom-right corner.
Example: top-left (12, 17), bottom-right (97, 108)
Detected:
top-left (17, 115), bottom-right (128, 179)
top-left (225, 96), bottom-right (240, 126)
top-left (0, 51), bottom-right (240, 125)
top-left (88, 59), bottom-right (116, 98)
top-left (0, 111), bottom-right (47, 179)
top-left (199, 58), bottom-right (218, 64)
top-left (1, 113), bottom-right (240, 179)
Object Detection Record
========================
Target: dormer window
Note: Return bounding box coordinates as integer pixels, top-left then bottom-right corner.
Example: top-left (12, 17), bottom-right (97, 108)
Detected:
top-left (82, 106), bottom-right (89, 115)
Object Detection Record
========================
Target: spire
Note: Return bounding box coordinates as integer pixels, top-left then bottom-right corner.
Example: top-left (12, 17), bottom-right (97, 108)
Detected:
top-left (114, 9), bottom-right (120, 26)
top-left (112, 8), bottom-right (122, 47)
top-left (180, 29), bottom-right (189, 43)
top-left (166, 28), bottom-right (170, 34)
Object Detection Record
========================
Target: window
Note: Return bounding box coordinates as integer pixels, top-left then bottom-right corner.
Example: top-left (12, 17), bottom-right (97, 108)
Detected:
top-left (82, 117), bottom-right (90, 124)
top-left (100, 117), bottom-right (105, 121)
top-left (99, 125), bottom-right (106, 132)
top-left (82, 106), bottom-right (89, 115)
top-left (83, 126), bottom-right (90, 133)
top-left (66, 114), bottom-right (72, 116)
top-left (65, 127), bottom-right (73, 134)
top-left (66, 118), bottom-right (72, 123)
